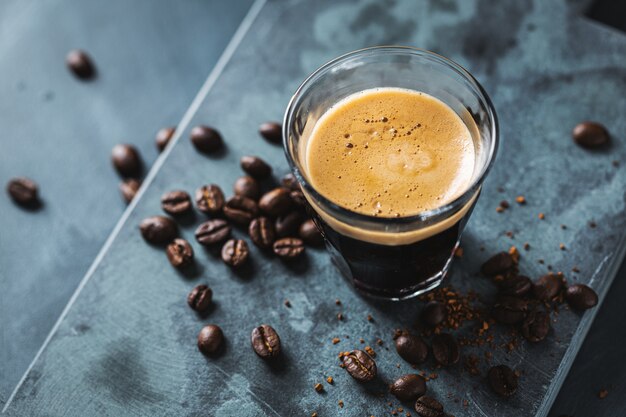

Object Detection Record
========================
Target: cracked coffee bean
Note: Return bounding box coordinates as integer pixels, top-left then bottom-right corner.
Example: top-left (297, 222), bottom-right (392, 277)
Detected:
top-left (498, 275), bottom-right (532, 297)
top-left (273, 237), bottom-right (305, 258)
top-left (420, 301), bottom-right (447, 327)
top-left (299, 219), bottom-right (323, 246)
top-left (275, 211), bottom-right (305, 237)
top-left (488, 365), bottom-right (518, 397)
top-left (187, 285), bottom-right (212, 312)
top-left (248, 217), bottom-right (276, 249)
top-left (221, 239), bottom-right (249, 267)
top-left (521, 310), bottom-right (550, 343)
top-left (66, 49), bottom-right (95, 79)
top-left (395, 334), bottom-right (428, 365)
top-left (166, 238), bottom-right (194, 268)
top-left (565, 284), bottom-right (598, 311)
top-left (155, 127), bottom-right (175, 152)
top-left (390, 374), bottom-right (427, 401)
top-left (342, 349), bottom-right (377, 382)
top-left (432, 333), bottom-right (460, 366)
top-left (111, 144), bottom-right (142, 177)
top-left (233, 176), bottom-right (260, 200)
top-left (241, 156), bottom-right (272, 179)
top-left (259, 121), bottom-right (282, 144)
top-left (197, 324), bottom-right (223, 355)
top-left (190, 125), bottom-right (223, 153)
top-left (259, 188), bottom-right (293, 217)
top-left (492, 296), bottom-right (528, 325)
top-left (223, 195), bottom-right (258, 225)
top-left (251, 324), bottom-right (281, 358)
top-left (161, 190), bottom-right (192, 215)
top-left (7, 177), bottom-right (39, 206)
top-left (195, 184), bottom-right (225, 215)
top-left (194, 219), bottom-right (231, 245)
top-left (119, 179), bottom-right (140, 204)
top-left (572, 121), bottom-right (609, 148)
top-left (533, 274), bottom-right (563, 301)
top-left (481, 252), bottom-right (514, 276)
top-left (414, 396), bottom-right (444, 417)
top-left (139, 216), bottom-right (177, 245)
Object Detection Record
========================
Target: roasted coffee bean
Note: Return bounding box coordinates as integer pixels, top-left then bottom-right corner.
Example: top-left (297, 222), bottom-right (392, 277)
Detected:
top-left (432, 333), bottom-right (460, 366)
top-left (241, 156), bottom-right (272, 179)
top-left (259, 188), bottom-right (293, 217)
top-left (66, 49), bottom-right (95, 79)
top-left (299, 219), bottom-right (323, 246)
top-left (481, 252), bottom-right (514, 276)
top-left (248, 217), bottom-right (276, 248)
top-left (223, 196), bottom-right (258, 225)
top-left (565, 284), bottom-right (598, 311)
top-left (195, 219), bottom-right (231, 245)
top-left (190, 125), bottom-right (223, 153)
top-left (499, 275), bottom-right (532, 297)
top-left (533, 274), bottom-right (563, 301)
top-left (233, 176), bottom-right (260, 200)
top-left (139, 216), bottom-right (177, 244)
top-left (161, 190), bottom-right (192, 215)
top-left (275, 211), bottom-right (305, 237)
top-left (421, 301), bottom-right (447, 327)
top-left (290, 189), bottom-right (307, 207)
top-left (342, 349), bottom-right (377, 382)
top-left (273, 237), bottom-right (305, 258)
top-left (281, 173), bottom-right (299, 191)
top-left (111, 144), bottom-right (142, 177)
top-left (395, 334), bottom-right (428, 364)
top-left (414, 396), bottom-right (444, 417)
top-left (166, 238), bottom-right (194, 268)
top-left (521, 310), bottom-right (550, 343)
top-left (259, 121), bottom-right (282, 144)
top-left (492, 296), bottom-right (528, 325)
top-left (7, 177), bottom-right (39, 206)
top-left (250, 324), bottom-right (281, 358)
top-left (221, 239), bottom-right (249, 267)
top-left (488, 365), bottom-right (518, 397)
top-left (119, 179), bottom-right (140, 203)
top-left (572, 121), bottom-right (609, 148)
top-left (197, 324), bottom-right (223, 355)
top-left (155, 127), bottom-right (175, 152)
top-left (195, 184), bottom-right (225, 215)
top-left (187, 284), bottom-right (212, 312)
top-left (390, 374), bottom-right (427, 401)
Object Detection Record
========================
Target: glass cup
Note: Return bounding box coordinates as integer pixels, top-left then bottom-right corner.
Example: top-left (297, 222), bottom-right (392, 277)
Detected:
top-left (283, 46), bottom-right (498, 300)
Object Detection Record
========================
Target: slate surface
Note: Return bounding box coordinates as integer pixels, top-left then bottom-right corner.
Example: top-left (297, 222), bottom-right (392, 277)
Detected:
top-left (3, 0), bottom-right (626, 416)
top-left (0, 0), bottom-right (253, 406)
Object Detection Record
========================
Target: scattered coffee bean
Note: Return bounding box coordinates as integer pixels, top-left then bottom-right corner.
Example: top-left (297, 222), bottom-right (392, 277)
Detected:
top-left (66, 49), bottom-right (95, 79)
top-left (281, 173), bottom-right (299, 191)
top-left (481, 252), bottom-right (514, 276)
top-left (432, 333), bottom-right (460, 366)
top-left (155, 127), bottom-right (175, 152)
top-left (241, 156), bottom-right (272, 179)
top-left (195, 184), bottom-right (225, 215)
top-left (187, 284), bottom-right (212, 312)
top-left (119, 179), bottom-right (140, 203)
top-left (273, 237), bottom-right (305, 258)
top-left (259, 188), bottom-right (293, 217)
top-left (190, 125), bottom-right (223, 153)
top-left (197, 324), bottom-right (223, 355)
top-left (421, 301), bottom-right (447, 327)
top-left (221, 239), bottom-right (249, 267)
top-left (533, 274), bottom-right (563, 301)
top-left (223, 195), bottom-right (259, 225)
top-left (7, 177), bottom-right (39, 206)
top-left (395, 334), bottom-right (428, 364)
top-left (521, 310), bottom-right (550, 343)
top-left (259, 121), bottom-right (282, 144)
top-left (290, 189), bottom-right (307, 207)
top-left (488, 365), bottom-right (518, 397)
top-left (275, 211), bottom-right (305, 237)
top-left (299, 219), bottom-right (323, 246)
top-left (498, 275), bottom-right (532, 297)
top-left (195, 219), bottom-right (231, 245)
top-left (572, 121), bottom-right (609, 148)
top-left (251, 324), bottom-right (281, 358)
top-left (342, 350), bottom-right (377, 382)
top-left (565, 284), bottom-right (598, 311)
top-left (414, 396), bottom-right (444, 417)
top-left (161, 190), bottom-right (192, 215)
top-left (111, 144), bottom-right (142, 177)
top-left (139, 216), bottom-right (177, 244)
top-left (248, 217), bottom-right (276, 249)
top-left (233, 176), bottom-right (260, 200)
top-left (390, 374), bottom-right (427, 401)
top-left (314, 383), bottom-right (324, 393)
top-left (166, 238), bottom-right (194, 268)
top-left (492, 296), bottom-right (528, 325)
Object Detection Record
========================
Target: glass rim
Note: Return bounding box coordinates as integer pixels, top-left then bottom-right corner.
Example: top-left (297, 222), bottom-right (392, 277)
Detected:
top-left (282, 45), bottom-right (499, 226)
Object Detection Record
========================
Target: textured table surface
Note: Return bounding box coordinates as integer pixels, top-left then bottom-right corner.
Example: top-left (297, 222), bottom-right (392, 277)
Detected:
top-left (2, 0), bottom-right (626, 416)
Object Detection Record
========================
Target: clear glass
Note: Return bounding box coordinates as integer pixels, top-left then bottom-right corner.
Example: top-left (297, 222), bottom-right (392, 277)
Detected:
top-left (283, 46), bottom-right (498, 300)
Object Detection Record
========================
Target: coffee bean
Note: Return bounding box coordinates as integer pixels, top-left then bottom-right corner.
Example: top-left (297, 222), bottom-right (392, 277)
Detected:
top-left (498, 275), bottom-right (532, 297)
top-left (572, 121), bottom-right (609, 148)
top-left (166, 238), bottom-right (194, 268)
top-left (259, 121), bottom-right (282, 144)
top-left (223, 196), bottom-right (259, 225)
top-left (241, 156), bottom-right (272, 179)
top-left (155, 127), bottom-right (175, 152)
top-left (119, 179), bottom-right (140, 203)
top-left (66, 49), bottom-right (95, 79)
top-left (390, 374), bottom-right (427, 401)
top-left (481, 252), bottom-right (514, 276)
top-left (492, 296), bottom-right (528, 325)
top-left (488, 365), bottom-right (518, 397)
top-left (290, 189), bottom-right (307, 207)
top-left (275, 211), bottom-right (305, 237)
top-left (221, 239), bottom-right (249, 267)
top-left (190, 125), bottom-right (223, 153)
top-left (197, 324), bottom-right (223, 355)
top-left (233, 176), bottom-right (260, 200)
top-left (414, 396), bottom-right (444, 417)
top-left (281, 173), bottom-right (299, 191)
top-left (299, 219), bottom-right (323, 246)
top-left (111, 144), bottom-right (142, 177)
top-left (273, 237), bottom-right (305, 258)
top-left (420, 301), bottom-right (447, 327)
top-left (248, 217), bottom-right (276, 248)
top-left (187, 284), bottom-right (212, 312)
top-left (195, 219), bottom-right (231, 245)
top-left (565, 284), bottom-right (598, 311)
top-left (521, 310), bottom-right (550, 343)
top-left (342, 349), bottom-right (377, 382)
top-left (250, 324), bottom-right (281, 358)
top-left (7, 177), bottom-right (39, 206)
top-left (395, 334), bottom-right (428, 365)
top-left (139, 216), bottom-right (177, 244)
top-left (432, 333), bottom-right (460, 366)
top-left (161, 190), bottom-right (192, 215)
top-left (195, 184), bottom-right (225, 215)
top-left (259, 188), bottom-right (293, 217)
top-left (533, 274), bottom-right (563, 301)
